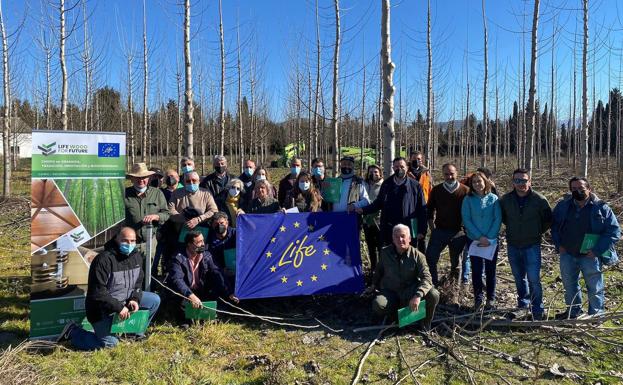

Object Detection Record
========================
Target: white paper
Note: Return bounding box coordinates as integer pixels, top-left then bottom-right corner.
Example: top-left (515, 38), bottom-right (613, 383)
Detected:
top-left (285, 207), bottom-right (300, 214)
top-left (467, 239), bottom-right (497, 261)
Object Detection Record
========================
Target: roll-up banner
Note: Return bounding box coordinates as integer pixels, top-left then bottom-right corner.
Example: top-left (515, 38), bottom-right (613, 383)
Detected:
top-left (30, 131), bottom-right (126, 338)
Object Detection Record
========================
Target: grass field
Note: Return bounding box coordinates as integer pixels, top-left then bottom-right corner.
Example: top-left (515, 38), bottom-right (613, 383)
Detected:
top-left (1, 160), bottom-right (623, 384)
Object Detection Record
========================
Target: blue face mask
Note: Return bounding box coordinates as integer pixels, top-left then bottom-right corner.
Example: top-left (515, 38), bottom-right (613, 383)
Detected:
top-left (119, 242), bottom-right (135, 255)
top-left (181, 165), bottom-right (193, 174)
top-left (312, 167), bottom-right (324, 177)
top-left (134, 185), bottom-right (147, 194)
top-left (291, 166), bottom-right (301, 176)
top-left (244, 167), bottom-right (254, 177)
top-left (185, 183), bottom-right (199, 193)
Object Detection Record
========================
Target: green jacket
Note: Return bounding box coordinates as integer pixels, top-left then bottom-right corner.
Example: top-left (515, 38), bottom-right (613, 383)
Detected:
top-left (372, 244), bottom-right (433, 303)
top-left (499, 189), bottom-right (552, 247)
top-left (124, 186), bottom-right (170, 243)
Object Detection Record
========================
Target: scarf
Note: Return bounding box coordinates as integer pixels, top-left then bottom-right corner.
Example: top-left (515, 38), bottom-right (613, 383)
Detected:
top-left (226, 194), bottom-right (240, 227)
top-left (443, 180), bottom-right (460, 194)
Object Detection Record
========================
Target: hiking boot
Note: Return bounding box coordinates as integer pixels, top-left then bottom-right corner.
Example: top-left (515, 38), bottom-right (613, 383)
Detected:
top-left (554, 310), bottom-right (582, 320)
top-left (473, 300), bottom-right (484, 311)
top-left (56, 320), bottom-right (77, 343)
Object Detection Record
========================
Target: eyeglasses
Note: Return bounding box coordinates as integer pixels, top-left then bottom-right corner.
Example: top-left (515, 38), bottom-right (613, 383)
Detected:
top-left (513, 178), bottom-right (529, 185)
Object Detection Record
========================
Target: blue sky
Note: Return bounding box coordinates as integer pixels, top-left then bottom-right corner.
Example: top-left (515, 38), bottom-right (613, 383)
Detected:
top-left (5, 0), bottom-right (623, 122)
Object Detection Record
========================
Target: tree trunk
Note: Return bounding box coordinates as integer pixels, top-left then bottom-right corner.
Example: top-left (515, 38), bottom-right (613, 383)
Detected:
top-left (425, 0), bottom-right (433, 164)
top-left (183, 0), bottom-right (194, 158)
top-left (59, 0), bottom-right (68, 130)
top-left (381, 0), bottom-right (395, 173)
top-left (0, 0), bottom-right (9, 197)
top-left (142, 0), bottom-right (149, 161)
top-left (580, 0), bottom-right (588, 177)
top-left (523, 0), bottom-right (539, 173)
top-left (331, 0), bottom-right (340, 176)
top-left (218, 0), bottom-right (225, 155)
top-left (82, 0), bottom-right (90, 131)
top-left (127, 56), bottom-right (135, 164)
top-left (481, 0), bottom-right (488, 167)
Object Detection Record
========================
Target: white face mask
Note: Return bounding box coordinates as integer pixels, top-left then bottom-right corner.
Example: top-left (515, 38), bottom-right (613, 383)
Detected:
top-left (298, 181), bottom-right (310, 191)
top-left (256, 175), bottom-right (266, 181)
top-left (228, 188), bottom-right (240, 197)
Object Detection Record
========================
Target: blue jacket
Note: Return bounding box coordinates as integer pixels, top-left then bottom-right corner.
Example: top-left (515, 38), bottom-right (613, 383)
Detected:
top-left (552, 194), bottom-right (620, 264)
top-left (167, 250), bottom-right (230, 298)
top-left (461, 192), bottom-right (502, 241)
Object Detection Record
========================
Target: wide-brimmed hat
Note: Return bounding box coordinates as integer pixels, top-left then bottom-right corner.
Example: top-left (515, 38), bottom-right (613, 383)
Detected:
top-left (127, 163), bottom-right (155, 178)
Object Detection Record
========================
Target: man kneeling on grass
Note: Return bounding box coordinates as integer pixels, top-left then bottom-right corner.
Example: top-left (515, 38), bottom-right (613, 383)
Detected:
top-left (167, 230), bottom-right (239, 326)
top-left (57, 227), bottom-right (161, 350)
top-left (369, 224), bottom-right (439, 329)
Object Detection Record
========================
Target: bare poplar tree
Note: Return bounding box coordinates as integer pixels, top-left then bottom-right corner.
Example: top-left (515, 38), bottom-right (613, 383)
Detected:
top-left (425, 0), bottom-right (433, 163)
top-left (481, 0), bottom-right (488, 167)
top-left (580, 0), bottom-right (588, 177)
top-left (523, 0), bottom-right (539, 172)
top-left (0, 0), bottom-right (9, 196)
top-left (237, 19), bottom-right (243, 171)
top-left (381, 0), bottom-right (395, 173)
top-left (141, 0), bottom-right (148, 161)
top-left (81, 0), bottom-right (91, 131)
top-left (218, 0), bottom-right (225, 155)
top-left (59, 0), bottom-right (68, 130)
top-left (331, 0), bottom-right (340, 176)
top-left (313, 0), bottom-right (321, 159)
top-left (183, 0), bottom-right (194, 158)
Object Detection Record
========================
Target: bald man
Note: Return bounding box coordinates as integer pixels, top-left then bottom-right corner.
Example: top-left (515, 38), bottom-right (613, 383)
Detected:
top-left (57, 227), bottom-right (161, 350)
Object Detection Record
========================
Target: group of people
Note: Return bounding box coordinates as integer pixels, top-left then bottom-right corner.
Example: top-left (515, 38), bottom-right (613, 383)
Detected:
top-left (57, 151), bottom-right (621, 350)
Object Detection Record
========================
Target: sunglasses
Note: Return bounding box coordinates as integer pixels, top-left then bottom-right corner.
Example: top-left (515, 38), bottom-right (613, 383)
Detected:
top-left (513, 178), bottom-right (529, 185)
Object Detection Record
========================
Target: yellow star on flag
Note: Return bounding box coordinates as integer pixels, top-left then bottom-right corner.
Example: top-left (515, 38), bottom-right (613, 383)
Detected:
top-left (321, 263), bottom-right (328, 271)
top-left (280, 225), bottom-right (286, 232)
top-left (271, 237), bottom-right (276, 243)
top-left (270, 266), bottom-right (276, 273)
top-left (266, 251), bottom-right (272, 258)
top-left (294, 221), bottom-right (300, 228)
top-left (318, 234), bottom-right (325, 241)
top-left (323, 249), bottom-right (330, 256)
top-left (311, 275), bottom-right (318, 282)
top-left (296, 280), bottom-right (303, 287)
top-left (281, 276), bottom-right (288, 283)
top-left (308, 224), bottom-right (314, 231)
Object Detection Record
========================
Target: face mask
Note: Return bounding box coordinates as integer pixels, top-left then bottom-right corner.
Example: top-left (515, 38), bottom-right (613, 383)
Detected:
top-left (218, 224), bottom-right (227, 234)
top-left (340, 168), bottom-right (353, 178)
top-left (134, 185), bottom-right (147, 194)
top-left (228, 188), bottom-right (240, 197)
top-left (194, 245), bottom-right (205, 254)
top-left (394, 169), bottom-right (406, 179)
top-left (411, 160), bottom-right (421, 169)
top-left (181, 165), bottom-right (193, 174)
top-left (312, 167), bottom-right (324, 177)
top-left (256, 175), bottom-right (266, 181)
top-left (291, 166), bottom-right (301, 176)
top-left (215, 165), bottom-right (226, 174)
top-left (165, 176), bottom-right (178, 187)
top-left (119, 242), bottom-right (135, 255)
top-left (185, 183), bottom-right (199, 193)
top-left (572, 190), bottom-right (588, 201)
top-left (244, 167), bottom-right (254, 177)
top-left (298, 181), bottom-right (310, 191)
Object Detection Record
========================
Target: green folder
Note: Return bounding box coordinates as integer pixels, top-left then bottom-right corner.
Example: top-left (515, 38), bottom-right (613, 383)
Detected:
top-left (398, 300), bottom-right (427, 328)
top-left (111, 310), bottom-right (150, 334)
top-left (580, 233), bottom-right (611, 256)
top-left (184, 301), bottom-right (217, 320)
top-left (224, 248), bottom-right (236, 271)
top-left (410, 218), bottom-right (418, 239)
top-left (178, 225), bottom-right (209, 243)
top-left (322, 178), bottom-right (342, 203)
top-left (81, 318), bottom-right (94, 332)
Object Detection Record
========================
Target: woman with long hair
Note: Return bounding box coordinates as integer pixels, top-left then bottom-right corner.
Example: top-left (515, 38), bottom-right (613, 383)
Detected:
top-left (363, 165), bottom-right (384, 270)
top-left (284, 171), bottom-right (323, 212)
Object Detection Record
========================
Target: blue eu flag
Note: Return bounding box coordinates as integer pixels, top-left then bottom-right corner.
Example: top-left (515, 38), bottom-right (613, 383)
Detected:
top-left (98, 143), bottom-right (120, 157)
top-left (235, 212), bottom-right (364, 299)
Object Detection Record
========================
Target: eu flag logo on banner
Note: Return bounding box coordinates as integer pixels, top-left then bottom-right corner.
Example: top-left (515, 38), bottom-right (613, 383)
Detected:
top-left (98, 143), bottom-right (120, 157)
top-left (235, 212), bottom-right (364, 299)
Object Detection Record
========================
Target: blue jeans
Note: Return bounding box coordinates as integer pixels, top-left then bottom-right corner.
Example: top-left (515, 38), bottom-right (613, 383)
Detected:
top-left (70, 291), bottom-right (161, 351)
top-left (559, 253), bottom-right (604, 316)
top-left (470, 245), bottom-right (498, 303)
top-left (507, 244), bottom-right (543, 315)
top-left (461, 245), bottom-right (471, 283)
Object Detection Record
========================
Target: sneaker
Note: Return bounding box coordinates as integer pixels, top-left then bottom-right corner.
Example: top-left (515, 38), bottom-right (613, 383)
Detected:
top-left (473, 300), bottom-right (484, 311)
top-left (56, 321), bottom-right (77, 343)
top-left (484, 299), bottom-right (496, 311)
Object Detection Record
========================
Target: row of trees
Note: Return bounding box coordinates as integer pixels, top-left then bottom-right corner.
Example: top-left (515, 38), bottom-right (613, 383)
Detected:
top-left (1, 0), bottom-right (623, 198)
